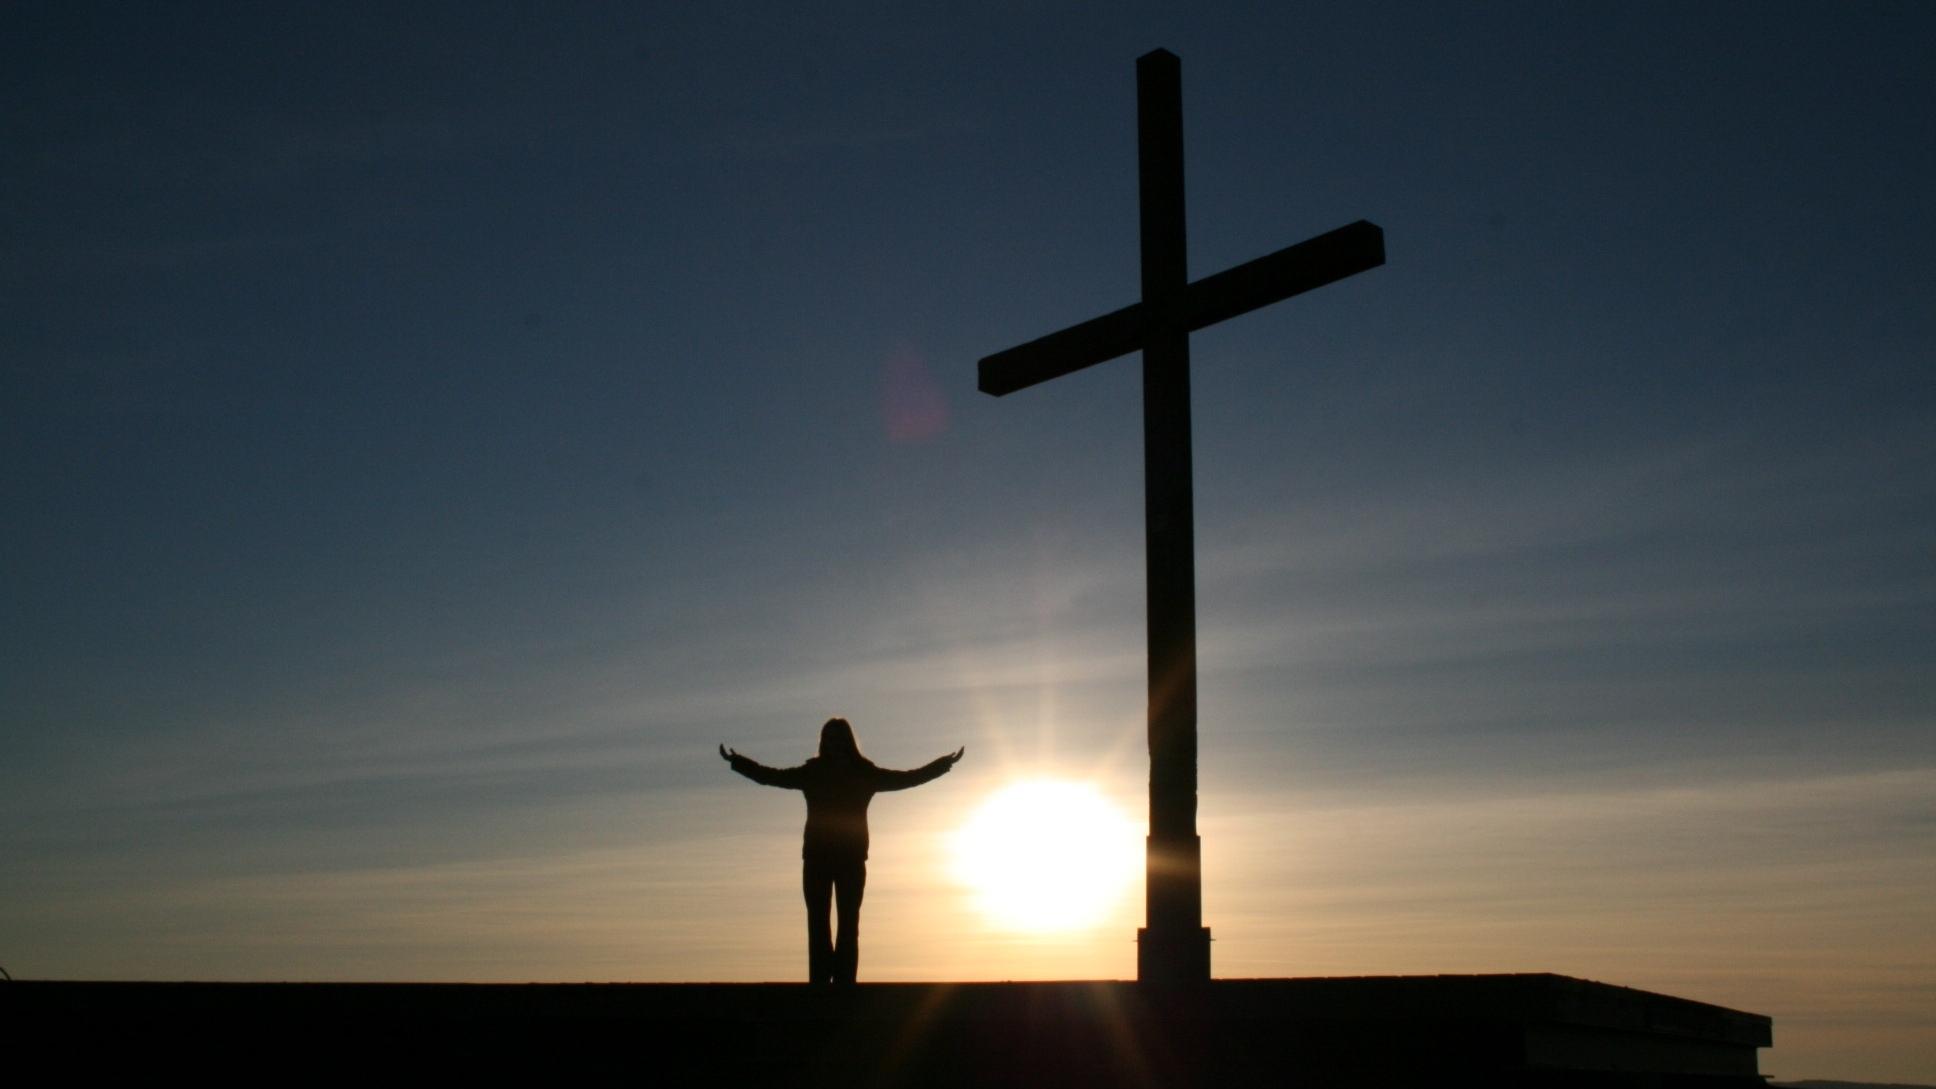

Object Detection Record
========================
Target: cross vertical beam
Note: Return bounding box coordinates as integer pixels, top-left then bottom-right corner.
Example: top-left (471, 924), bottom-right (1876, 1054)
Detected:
top-left (1134, 49), bottom-right (1211, 986)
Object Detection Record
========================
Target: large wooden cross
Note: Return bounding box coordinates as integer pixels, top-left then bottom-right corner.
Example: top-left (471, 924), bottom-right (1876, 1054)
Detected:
top-left (978, 49), bottom-right (1384, 984)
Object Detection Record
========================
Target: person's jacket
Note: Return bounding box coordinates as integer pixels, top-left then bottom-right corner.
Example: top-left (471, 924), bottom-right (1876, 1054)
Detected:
top-left (727, 752), bottom-right (953, 863)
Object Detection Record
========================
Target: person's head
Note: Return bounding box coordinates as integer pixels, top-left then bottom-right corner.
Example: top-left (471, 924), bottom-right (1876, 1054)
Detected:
top-left (818, 717), bottom-right (863, 762)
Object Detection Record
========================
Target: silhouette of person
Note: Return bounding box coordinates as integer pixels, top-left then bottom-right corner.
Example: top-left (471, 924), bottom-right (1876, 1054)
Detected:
top-left (721, 718), bottom-right (964, 985)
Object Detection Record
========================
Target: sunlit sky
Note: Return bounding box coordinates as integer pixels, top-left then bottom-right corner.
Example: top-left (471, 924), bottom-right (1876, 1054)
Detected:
top-left (4, 3), bottom-right (1933, 1082)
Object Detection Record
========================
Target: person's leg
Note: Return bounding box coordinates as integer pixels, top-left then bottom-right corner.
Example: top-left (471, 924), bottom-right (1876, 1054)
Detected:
top-left (803, 861), bottom-right (834, 984)
top-left (831, 861), bottom-right (866, 984)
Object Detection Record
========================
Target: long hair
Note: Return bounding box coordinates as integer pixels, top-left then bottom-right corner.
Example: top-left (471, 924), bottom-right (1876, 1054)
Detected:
top-left (817, 717), bottom-right (869, 764)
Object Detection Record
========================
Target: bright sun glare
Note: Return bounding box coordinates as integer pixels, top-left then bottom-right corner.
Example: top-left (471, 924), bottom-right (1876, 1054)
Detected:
top-left (949, 780), bottom-right (1141, 933)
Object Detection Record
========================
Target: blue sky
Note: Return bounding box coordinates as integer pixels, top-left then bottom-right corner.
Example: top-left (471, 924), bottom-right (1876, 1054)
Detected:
top-left (3, 3), bottom-right (1932, 1081)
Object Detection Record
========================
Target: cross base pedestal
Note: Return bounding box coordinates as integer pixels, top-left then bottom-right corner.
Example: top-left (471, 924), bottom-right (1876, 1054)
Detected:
top-left (1137, 924), bottom-right (1212, 985)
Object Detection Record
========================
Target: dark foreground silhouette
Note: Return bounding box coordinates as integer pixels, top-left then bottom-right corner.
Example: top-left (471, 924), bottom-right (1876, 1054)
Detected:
top-left (722, 717), bottom-right (963, 984)
top-left (4, 976), bottom-right (1773, 1087)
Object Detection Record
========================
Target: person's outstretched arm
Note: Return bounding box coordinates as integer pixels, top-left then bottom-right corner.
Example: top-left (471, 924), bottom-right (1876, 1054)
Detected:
top-left (872, 747), bottom-right (965, 791)
top-left (720, 745), bottom-right (807, 789)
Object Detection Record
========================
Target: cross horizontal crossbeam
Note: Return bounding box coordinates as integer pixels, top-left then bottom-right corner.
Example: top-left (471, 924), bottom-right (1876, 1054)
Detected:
top-left (977, 219), bottom-right (1385, 397)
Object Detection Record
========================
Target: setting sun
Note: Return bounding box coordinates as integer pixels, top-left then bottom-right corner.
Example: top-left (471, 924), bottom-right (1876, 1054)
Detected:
top-left (949, 780), bottom-right (1142, 933)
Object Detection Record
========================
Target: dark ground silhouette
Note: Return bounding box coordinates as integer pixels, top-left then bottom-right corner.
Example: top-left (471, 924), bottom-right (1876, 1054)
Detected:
top-left (3, 976), bottom-right (1773, 1087)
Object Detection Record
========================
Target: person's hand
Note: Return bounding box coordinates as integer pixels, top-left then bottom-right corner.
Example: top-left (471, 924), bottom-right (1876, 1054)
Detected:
top-left (944, 747), bottom-right (965, 767)
top-left (720, 744), bottom-right (741, 763)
